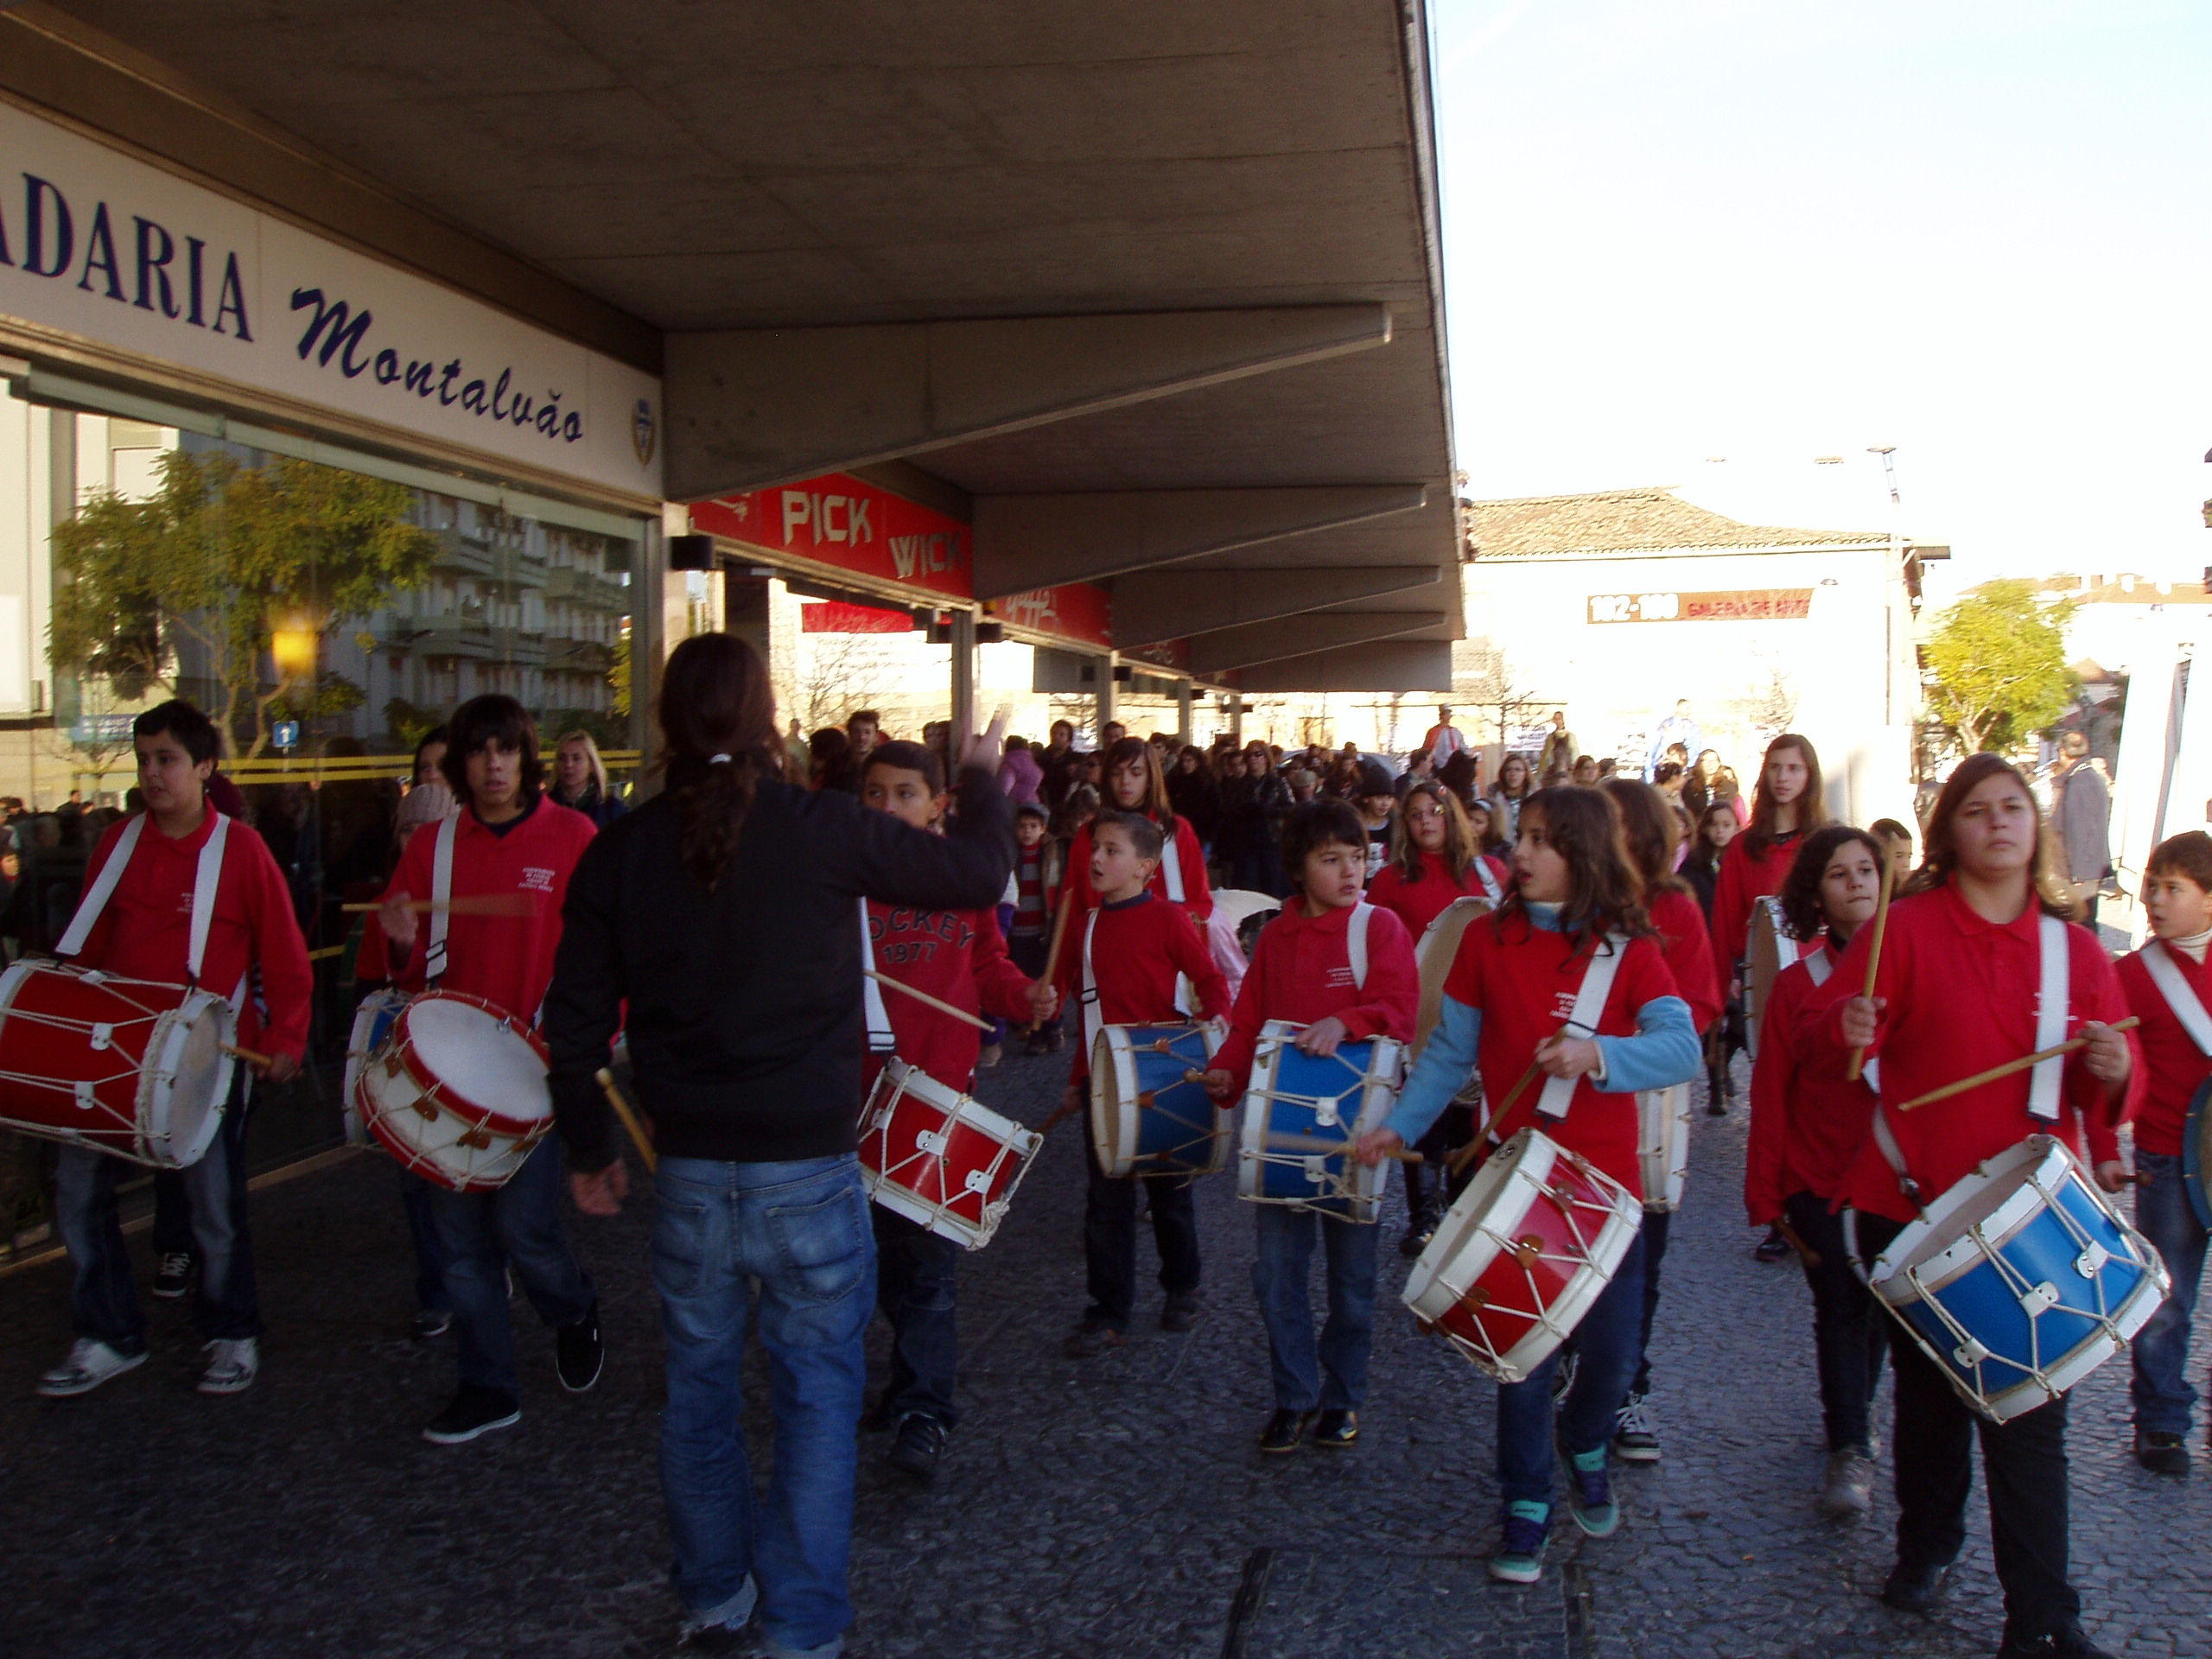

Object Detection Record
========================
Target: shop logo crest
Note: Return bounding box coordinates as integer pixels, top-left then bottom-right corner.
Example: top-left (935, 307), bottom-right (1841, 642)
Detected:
top-left (632, 398), bottom-right (657, 466)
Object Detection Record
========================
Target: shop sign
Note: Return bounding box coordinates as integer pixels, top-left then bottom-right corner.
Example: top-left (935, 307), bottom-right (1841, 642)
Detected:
top-left (801, 600), bottom-right (912, 635)
top-left (989, 583), bottom-right (1113, 651)
top-left (1586, 588), bottom-right (1814, 624)
top-left (0, 101), bottom-right (661, 499)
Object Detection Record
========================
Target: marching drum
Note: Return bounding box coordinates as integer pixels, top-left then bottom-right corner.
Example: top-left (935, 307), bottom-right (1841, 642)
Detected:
top-left (1743, 896), bottom-right (1802, 1059)
top-left (342, 987), bottom-right (410, 1149)
top-left (1402, 1126), bottom-right (1643, 1383)
top-left (1236, 1020), bottom-right (1404, 1222)
top-left (859, 1058), bottom-right (1040, 1249)
top-left (1636, 1083), bottom-right (1691, 1212)
top-left (1412, 896), bottom-right (1494, 1061)
top-left (0, 961), bottom-right (236, 1168)
top-left (2183, 1077), bottom-right (2212, 1229)
top-left (1865, 1135), bottom-right (2169, 1423)
top-left (355, 991), bottom-right (554, 1192)
top-left (1090, 1022), bottom-right (1227, 1178)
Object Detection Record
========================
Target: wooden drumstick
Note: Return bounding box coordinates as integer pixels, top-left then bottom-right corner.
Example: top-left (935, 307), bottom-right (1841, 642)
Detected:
top-left (863, 969), bottom-right (995, 1033)
top-left (341, 894), bottom-right (535, 917)
top-left (1267, 1130), bottom-right (1424, 1165)
top-left (1770, 1216), bottom-right (1823, 1269)
top-left (1844, 856), bottom-right (1894, 1084)
top-left (1040, 881), bottom-right (1076, 992)
top-left (220, 1041), bottom-right (274, 1068)
top-left (1446, 1042), bottom-right (1556, 1178)
top-left (595, 1066), bottom-right (658, 1173)
top-left (1895, 1017), bottom-right (2139, 1112)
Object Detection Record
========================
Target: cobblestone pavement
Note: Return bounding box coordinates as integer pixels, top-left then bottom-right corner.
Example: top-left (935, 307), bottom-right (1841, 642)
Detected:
top-left (3, 1047), bottom-right (2207, 1659)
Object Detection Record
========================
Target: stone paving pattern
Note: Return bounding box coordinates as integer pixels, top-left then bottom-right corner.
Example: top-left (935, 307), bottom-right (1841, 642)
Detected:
top-left (4, 1046), bottom-right (2208, 1659)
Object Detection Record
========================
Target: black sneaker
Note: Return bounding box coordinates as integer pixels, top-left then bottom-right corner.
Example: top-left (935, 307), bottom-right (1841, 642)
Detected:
top-left (1399, 1198), bottom-right (1440, 1257)
top-left (1880, 1560), bottom-right (1947, 1614)
top-left (423, 1384), bottom-right (521, 1445)
top-left (1313, 1409), bottom-right (1358, 1447)
top-left (2134, 1428), bottom-right (2189, 1474)
top-left (1997, 1624), bottom-right (2115, 1659)
top-left (1754, 1228), bottom-right (1792, 1262)
top-left (410, 1309), bottom-right (452, 1341)
top-left (1160, 1294), bottom-right (1201, 1333)
top-left (152, 1252), bottom-right (197, 1300)
top-left (887, 1414), bottom-right (947, 1480)
top-left (556, 1303), bottom-right (604, 1393)
top-left (1062, 1320), bottom-right (1126, 1358)
top-left (1259, 1408), bottom-right (1314, 1453)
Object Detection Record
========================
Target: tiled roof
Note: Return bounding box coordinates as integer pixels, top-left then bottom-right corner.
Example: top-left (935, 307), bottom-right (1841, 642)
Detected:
top-left (1465, 486), bottom-right (1892, 560)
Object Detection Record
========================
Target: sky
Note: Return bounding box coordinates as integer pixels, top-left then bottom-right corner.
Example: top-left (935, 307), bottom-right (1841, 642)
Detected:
top-left (1430, 0), bottom-right (2212, 601)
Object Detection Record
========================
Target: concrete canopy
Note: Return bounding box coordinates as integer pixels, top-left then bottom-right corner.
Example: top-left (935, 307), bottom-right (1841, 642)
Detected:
top-left (16, 0), bottom-right (1462, 692)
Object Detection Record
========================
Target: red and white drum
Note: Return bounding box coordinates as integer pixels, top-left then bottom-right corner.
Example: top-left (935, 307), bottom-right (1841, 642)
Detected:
top-left (0, 962), bottom-right (237, 1167)
top-left (1402, 1127), bottom-right (1643, 1382)
top-left (355, 991), bottom-right (552, 1192)
top-left (858, 1058), bottom-right (1040, 1250)
top-left (1636, 1083), bottom-right (1691, 1213)
top-left (342, 987), bottom-right (410, 1149)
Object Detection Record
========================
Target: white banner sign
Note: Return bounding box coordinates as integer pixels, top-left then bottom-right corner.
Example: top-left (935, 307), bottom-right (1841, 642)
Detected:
top-left (0, 101), bottom-right (662, 501)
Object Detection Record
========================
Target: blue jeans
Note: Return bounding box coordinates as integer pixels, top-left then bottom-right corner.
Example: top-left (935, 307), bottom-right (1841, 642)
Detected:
top-left (401, 1167), bottom-right (452, 1314)
top-left (2131, 1149), bottom-right (2207, 1434)
top-left (54, 1068), bottom-right (259, 1347)
top-left (424, 1134), bottom-right (594, 1396)
top-left (656, 1154), bottom-right (875, 1659)
top-left (1250, 1204), bottom-right (1380, 1412)
top-left (1498, 1230), bottom-right (1648, 1510)
top-left (872, 1205), bottom-right (959, 1428)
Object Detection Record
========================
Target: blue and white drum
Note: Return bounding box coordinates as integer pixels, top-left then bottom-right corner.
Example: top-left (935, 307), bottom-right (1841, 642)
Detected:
top-left (343, 988), bottom-right (410, 1148)
top-left (1090, 1022), bottom-right (1228, 1178)
top-left (1866, 1135), bottom-right (2170, 1422)
top-left (1236, 1020), bottom-right (1405, 1223)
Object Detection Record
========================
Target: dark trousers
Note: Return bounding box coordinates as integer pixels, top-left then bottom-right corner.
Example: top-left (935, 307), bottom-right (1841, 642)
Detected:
top-left (152, 1169), bottom-right (192, 1255)
top-left (1083, 1136), bottom-right (1199, 1329)
top-left (1855, 1211), bottom-right (2079, 1638)
top-left (1788, 1191), bottom-right (1887, 1454)
top-left (1403, 1102), bottom-right (1473, 1218)
top-left (424, 1135), bottom-right (594, 1397)
top-left (873, 1205), bottom-right (960, 1428)
top-left (400, 1167), bottom-right (451, 1314)
top-left (1629, 1206), bottom-right (1671, 1395)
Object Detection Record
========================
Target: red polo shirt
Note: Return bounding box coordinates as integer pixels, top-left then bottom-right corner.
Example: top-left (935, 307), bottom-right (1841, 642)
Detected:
top-left (1060, 814), bottom-right (1213, 924)
top-left (1212, 900), bottom-right (1420, 1086)
top-left (68, 809), bottom-right (314, 1060)
top-left (2114, 942), bottom-right (2212, 1157)
top-left (1366, 852), bottom-right (1509, 938)
top-left (1709, 830), bottom-right (1803, 968)
top-left (1745, 937), bottom-right (1876, 1223)
top-left (381, 795), bottom-right (596, 1025)
top-left (1053, 892), bottom-right (1230, 1082)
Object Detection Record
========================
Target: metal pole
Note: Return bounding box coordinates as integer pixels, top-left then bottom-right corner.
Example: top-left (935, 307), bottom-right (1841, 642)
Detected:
top-left (950, 610), bottom-right (978, 742)
top-left (1176, 679), bottom-right (1193, 745)
top-left (1094, 652), bottom-right (1116, 739)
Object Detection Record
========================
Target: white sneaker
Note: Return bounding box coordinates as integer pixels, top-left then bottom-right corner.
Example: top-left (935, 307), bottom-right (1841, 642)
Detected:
top-left (197, 1337), bottom-right (259, 1395)
top-left (1611, 1390), bottom-right (1661, 1462)
top-left (1820, 1448), bottom-right (1876, 1516)
top-left (37, 1337), bottom-right (148, 1397)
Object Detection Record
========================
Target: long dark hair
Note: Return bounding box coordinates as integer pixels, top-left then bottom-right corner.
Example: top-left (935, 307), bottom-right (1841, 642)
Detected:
top-left (658, 633), bottom-right (780, 889)
top-left (1492, 785), bottom-right (1649, 956)
top-left (1777, 825), bottom-right (1886, 942)
top-left (441, 695), bottom-right (543, 806)
top-left (1600, 778), bottom-right (1687, 896)
top-left (1390, 779), bottom-right (1475, 885)
top-left (1910, 752), bottom-right (2077, 919)
top-left (1741, 734), bottom-right (1829, 861)
top-left (1102, 736), bottom-right (1179, 835)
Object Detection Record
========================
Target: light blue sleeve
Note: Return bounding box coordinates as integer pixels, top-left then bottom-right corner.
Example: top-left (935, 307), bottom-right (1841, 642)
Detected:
top-left (1591, 995), bottom-right (1700, 1094)
top-left (1383, 995), bottom-right (1482, 1147)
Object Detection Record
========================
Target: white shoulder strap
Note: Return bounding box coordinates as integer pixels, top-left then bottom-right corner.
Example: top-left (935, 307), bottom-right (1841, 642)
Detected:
top-left (423, 815), bottom-right (458, 988)
top-left (1474, 860), bottom-right (1502, 904)
top-left (861, 898), bottom-right (894, 1053)
top-left (2029, 912), bottom-right (2069, 1122)
top-left (1800, 944), bottom-right (1878, 1090)
top-left (185, 813), bottom-right (230, 984)
top-left (1347, 901), bottom-right (1372, 990)
top-left (1080, 908), bottom-right (1103, 1051)
top-left (2143, 939), bottom-right (2212, 1058)
top-left (1537, 933), bottom-right (1629, 1120)
top-left (1160, 819), bottom-right (1186, 904)
top-left (56, 812), bottom-right (147, 958)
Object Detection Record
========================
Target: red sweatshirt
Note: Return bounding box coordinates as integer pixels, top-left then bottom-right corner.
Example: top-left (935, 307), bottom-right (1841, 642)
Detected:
top-left (1806, 886), bottom-right (2138, 1224)
top-left (1745, 937), bottom-right (1874, 1224)
top-left (1212, 899), bottom-right (1420, 1087)
top-left (1443, 913), bottom-right (1681, 1196)
top-left (1648, 887), bottom-right (1724, 1033)
top-left (381, 796), bottom-right (597, 1025)
top-left (69, 809), bottom-right (314, 1061)
top-left (865, 901), bottom-right (1035, 1093)
top-left (1708, 830), bottom-right (1803, 969)
top-left (2113, 941), bottom-right (2212, 1157)
top-left (1054, 892), bottom-right (1230, 1082)
top-left (1060, 814), bottom-right (1213, 923)
top-left (1365, 853), bottom-right (1507, 939)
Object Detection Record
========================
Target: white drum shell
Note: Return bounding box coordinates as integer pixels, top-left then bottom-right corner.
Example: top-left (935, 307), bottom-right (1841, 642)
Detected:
top-left (1090, 1023), bottom-right (1227, 1179)
top-left (1636, 1084), bottom-right (1691, 1212)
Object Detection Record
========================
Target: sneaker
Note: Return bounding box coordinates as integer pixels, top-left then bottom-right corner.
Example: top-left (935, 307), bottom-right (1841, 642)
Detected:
top-left (1611, 1390), bottom-right (1661, 1462)
top-left (1313, 1408), bottom-right (1358, 1448)
top-left (1489, 1503), bottom-right (1549, 1584)
top-left (1754, 1227), bottom-right (1792, 1262)
top-left (1561, 1444), bottom-right (1618, 1537)
top-left (423, 1384), bottom-right (521, 1445)
top-left (1258, 1408), bottom-right (1314, 1453)
top-left (1549, 1347), bottom-right (1580, 1407)
top-left (677, 1576), bottom-right (759, 1649)
top-left (2134, 1428), bottom-right (2190, 1475)
top-left (196, 1338), bottom-right (259, 1395)
top-left (1160, 1294), bottom-right (1201, 1333)
top-left (886, 1414), bottom-right (947, 1481)
top-left (1996, 1624), bottom-right (2116, 1659)
top-left (1399, 1198), bottom-right (1441, 1257)
top-left (410, 1308), bottom-right (453, 1341)
top-left (36, 1337), bottom-right (147, 1397)
top-left (1880, 1560), bottom-right (1947, 1613)
top-left (1062, 1319), bottom-right (1125, 1358)
top-left (976, 1042), bottom-right (1003, 1070)
top-left (1707, 1096), bottom-right (1728, 1116)
top-left (556, 1302), bottom-right (604, 1393)
top-left (152, 1251), bottom-right (197, 1300)
top-left (1821, 1448), bottom-right (1877, 1515)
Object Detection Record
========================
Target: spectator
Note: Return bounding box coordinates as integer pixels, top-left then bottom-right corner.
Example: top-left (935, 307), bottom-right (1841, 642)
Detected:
top-left (2051, 730), bottom-right (2113, 928)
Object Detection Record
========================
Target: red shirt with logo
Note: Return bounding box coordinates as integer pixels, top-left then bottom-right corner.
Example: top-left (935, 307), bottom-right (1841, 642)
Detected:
top-left (1053, 892), bottom-right (1230, 1082)
top-left (2114, 941), bottom-right (2212, 1157)
top-left (865, 900), bottom-right (1036, 1093)
top-left (1745, 936), bottom-right (1874, 1224)
top-left (1060, 814), bottom-right (1213, 924)
top-left (1211, 899), bottom-right (1420, 1090)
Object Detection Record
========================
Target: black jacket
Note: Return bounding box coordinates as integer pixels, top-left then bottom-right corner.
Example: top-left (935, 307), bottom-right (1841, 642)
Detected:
top-left (545, 767), bottom-right (1014, 1172)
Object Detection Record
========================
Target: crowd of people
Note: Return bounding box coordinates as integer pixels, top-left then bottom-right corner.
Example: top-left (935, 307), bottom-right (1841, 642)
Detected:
top-left (13, 671), bottom-right (2207, 1659)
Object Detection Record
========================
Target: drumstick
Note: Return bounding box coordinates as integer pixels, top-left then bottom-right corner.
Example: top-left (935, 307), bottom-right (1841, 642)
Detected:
top-left (1267, 1130), bottom-right (1424, 1165)
top-left (1844, 857), bottom-right (1894, 1084)
top-left (1896, 1017), bottom-right (2140, 1112)
top-left (864, 969), bottom-right (994, 1033)
top-left (219, 1041), bottom-right (273, 1068)
top-left (1770, 1216), bottom-right (1822, 1269)
top-left (595, 1066), bottom-right (657, 1173)
top-left (1040, 880), bottom-right (1075, 991)
top-left (341, 894), bottom-right (536, 917)
top-left (1446, 1049), bottom-right (1553, 1178)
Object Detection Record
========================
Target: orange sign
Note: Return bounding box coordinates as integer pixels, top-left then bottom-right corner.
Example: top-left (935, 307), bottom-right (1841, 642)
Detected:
top-left (1586, 588), bottom-right (1813, 624)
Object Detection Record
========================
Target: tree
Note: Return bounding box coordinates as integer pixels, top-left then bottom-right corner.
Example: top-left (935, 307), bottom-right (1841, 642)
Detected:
top-left (1923, 579), bottom-right (2076, 755)
top-left (49, 449), bottom-right (438, 759)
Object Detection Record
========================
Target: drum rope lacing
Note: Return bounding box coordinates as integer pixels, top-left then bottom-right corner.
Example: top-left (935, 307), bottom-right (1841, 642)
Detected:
top-left (1113, 1027), bottom-right (1221, 1177)
top-left (0, 970), bottom-right (213, 1160)
top-left (1243, 1034), bottom-right (1395, 1215)
top-left (356, 998), bottom-right (554, 1192)
top-left (857, 1063), bottom-right (1039, 1249)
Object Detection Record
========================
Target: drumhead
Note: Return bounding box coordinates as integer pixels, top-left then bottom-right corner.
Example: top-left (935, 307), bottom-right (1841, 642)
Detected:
top-left (149, 991), bottom-right (237, 1167)
top-left (1874, 1138), bottom-right (2063, 1294)
top-left (406, 996), bottom-right (550, 1126)
top-left (1413, 897), bottom-right (1493, 1060)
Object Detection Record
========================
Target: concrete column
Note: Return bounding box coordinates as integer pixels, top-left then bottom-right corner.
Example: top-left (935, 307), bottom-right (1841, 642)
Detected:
top-left (1094, 653), bottom-right (1116, 738)
top-left (950, 610), bottom-right (978, 742)
top-left (1230, 696), bottom-right (1244, 745)
top-left (1175, 680), bottom-right (1194, 745)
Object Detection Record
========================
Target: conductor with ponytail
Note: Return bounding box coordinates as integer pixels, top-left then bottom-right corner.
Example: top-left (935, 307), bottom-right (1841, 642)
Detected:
top-left (544, 634), bottom-right (1015, 1659)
